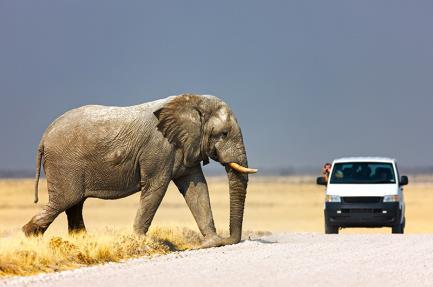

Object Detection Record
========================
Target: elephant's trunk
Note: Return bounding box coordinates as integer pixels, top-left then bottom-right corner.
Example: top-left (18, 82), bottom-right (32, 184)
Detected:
top-left (225, 156), bottom-right (249, 244)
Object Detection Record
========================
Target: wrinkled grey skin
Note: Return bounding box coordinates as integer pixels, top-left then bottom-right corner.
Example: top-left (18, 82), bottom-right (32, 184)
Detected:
top-left (23, 94), bottom-right (250, 247)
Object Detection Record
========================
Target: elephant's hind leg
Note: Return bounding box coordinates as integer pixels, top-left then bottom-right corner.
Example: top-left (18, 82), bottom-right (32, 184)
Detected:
top-left (22, 205), bottom-right (61, 236)
top-left (66, 200), bottom-right (86, 234)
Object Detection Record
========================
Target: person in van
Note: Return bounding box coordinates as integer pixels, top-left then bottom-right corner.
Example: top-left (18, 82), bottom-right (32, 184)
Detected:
top-left (322, 162), bottom-right (332, 182)
top-left (359, 164), bottom-right (372, 180)
top-left (374, 167), bottom-right (392, 182)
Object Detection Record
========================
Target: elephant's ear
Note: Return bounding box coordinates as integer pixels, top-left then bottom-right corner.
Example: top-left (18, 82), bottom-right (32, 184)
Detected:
top-left (154, 94), bottom-right (206, 166)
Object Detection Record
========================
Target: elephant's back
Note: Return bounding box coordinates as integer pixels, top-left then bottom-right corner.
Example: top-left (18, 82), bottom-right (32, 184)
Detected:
top-left (43, 99), bottom-right (169, 140)
top-left (43, 105), bottom-right (134, 142)
top-left (40, 100), bottom-right (168, 157)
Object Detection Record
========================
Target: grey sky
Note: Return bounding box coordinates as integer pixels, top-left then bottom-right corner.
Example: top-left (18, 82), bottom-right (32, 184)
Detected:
top-left (1, 0), bottom-right (432, 171)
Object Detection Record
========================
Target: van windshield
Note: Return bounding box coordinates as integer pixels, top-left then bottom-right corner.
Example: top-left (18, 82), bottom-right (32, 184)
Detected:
top-left (330, 162), bottom-right (396, 184)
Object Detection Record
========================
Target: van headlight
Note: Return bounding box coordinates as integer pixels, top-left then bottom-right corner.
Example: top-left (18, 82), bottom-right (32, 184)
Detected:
top-left (383, 195), bottom-right (400, 202)
top-left (325, 195), bottom-right (341, 202)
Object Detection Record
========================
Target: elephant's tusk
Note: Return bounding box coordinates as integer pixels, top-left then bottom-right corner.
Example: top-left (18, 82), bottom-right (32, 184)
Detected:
top-left (228, 162), bottom-right (258, 174)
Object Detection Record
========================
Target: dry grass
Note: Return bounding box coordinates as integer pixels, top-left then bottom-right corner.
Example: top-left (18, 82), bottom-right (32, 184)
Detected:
top-left (1, 176), bottom-right (433, 277)
top-left (0, 227), bottom-right (202, 277)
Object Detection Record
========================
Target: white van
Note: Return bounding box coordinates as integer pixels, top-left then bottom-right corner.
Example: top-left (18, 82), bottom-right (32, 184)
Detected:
top-left (317, 157), bottom-right (408, 234)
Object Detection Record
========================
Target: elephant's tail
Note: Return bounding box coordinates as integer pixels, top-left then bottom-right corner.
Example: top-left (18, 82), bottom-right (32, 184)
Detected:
top-left (34, 142), bottom-right (44, 204)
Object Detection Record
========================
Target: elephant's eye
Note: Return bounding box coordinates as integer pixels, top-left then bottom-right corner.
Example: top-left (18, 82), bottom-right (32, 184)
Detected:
top-left (221, 131), bottom-right (228, 138)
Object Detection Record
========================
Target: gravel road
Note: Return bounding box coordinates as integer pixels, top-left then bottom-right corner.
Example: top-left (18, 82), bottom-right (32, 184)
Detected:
top-left (2, 233), bottom-right (433, 287)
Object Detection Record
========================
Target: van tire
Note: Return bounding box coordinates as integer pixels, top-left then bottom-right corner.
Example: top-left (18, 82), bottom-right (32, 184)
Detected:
top-left (392, 217), bottom-right (405, 234)
top-left (325, 223), bottom-right (339, 234)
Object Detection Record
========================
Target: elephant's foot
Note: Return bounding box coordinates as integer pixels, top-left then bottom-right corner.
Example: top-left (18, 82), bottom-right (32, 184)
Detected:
top-left (133, 224), bottom-right (149, 235)
top-left (23, 206), bottom-right (60, 237)
top-left (200, 234), bottom-right (224, 248)
top-left (22, 221), bottom-right (46, 237)
top-left (200, 235), bottom-right (243, 248)
top-left (221, 236), bottom-right (241, 246)
top-left (68, 226), bottom-right (87, 235)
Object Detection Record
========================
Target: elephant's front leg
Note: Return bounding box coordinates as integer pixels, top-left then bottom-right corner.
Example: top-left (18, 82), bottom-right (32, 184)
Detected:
top-left (174, 166), bottom-right (223, 248)
top-left (133, 181), bottom-right (170, 235)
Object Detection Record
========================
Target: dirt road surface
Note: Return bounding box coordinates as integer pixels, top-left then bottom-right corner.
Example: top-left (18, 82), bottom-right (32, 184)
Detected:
top-left (2, 233), bottom-right (433, 287)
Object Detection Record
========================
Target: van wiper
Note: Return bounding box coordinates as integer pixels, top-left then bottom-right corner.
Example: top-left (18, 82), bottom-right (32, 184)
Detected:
top-left (371, 180), bottom-right (393, 183)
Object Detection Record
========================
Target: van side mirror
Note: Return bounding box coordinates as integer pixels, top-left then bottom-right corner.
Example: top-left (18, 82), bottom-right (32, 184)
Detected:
top-left (316, 176), bottom-right (327, 186)
top-left (399, 175), bottom-right (408, 186)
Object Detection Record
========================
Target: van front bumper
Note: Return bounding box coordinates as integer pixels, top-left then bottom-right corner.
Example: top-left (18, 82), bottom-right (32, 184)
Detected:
top-left (325, 202), bottom-right (401, 227)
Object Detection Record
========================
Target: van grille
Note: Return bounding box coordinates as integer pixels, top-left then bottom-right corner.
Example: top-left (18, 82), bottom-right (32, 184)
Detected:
top-left (341, 197), bottom-right (383, 203)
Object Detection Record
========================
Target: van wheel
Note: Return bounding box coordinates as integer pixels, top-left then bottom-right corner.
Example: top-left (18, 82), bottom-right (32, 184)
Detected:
top-left (392, 217), bottom-right (405, 234)
top-left (325, 223), bottom-right (339, 234)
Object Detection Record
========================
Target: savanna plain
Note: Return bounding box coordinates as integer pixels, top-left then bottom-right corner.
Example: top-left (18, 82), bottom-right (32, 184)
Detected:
top-left (1, 176), bottom-right (433, 278)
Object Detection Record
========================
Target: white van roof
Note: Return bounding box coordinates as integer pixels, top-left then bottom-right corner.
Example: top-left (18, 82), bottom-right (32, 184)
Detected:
top-left (333, 157), bottom-right (396, 164)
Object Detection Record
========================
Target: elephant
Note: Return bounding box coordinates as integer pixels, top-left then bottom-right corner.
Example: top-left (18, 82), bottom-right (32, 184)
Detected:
top-left (22, 94), bottom-right (257, 247)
